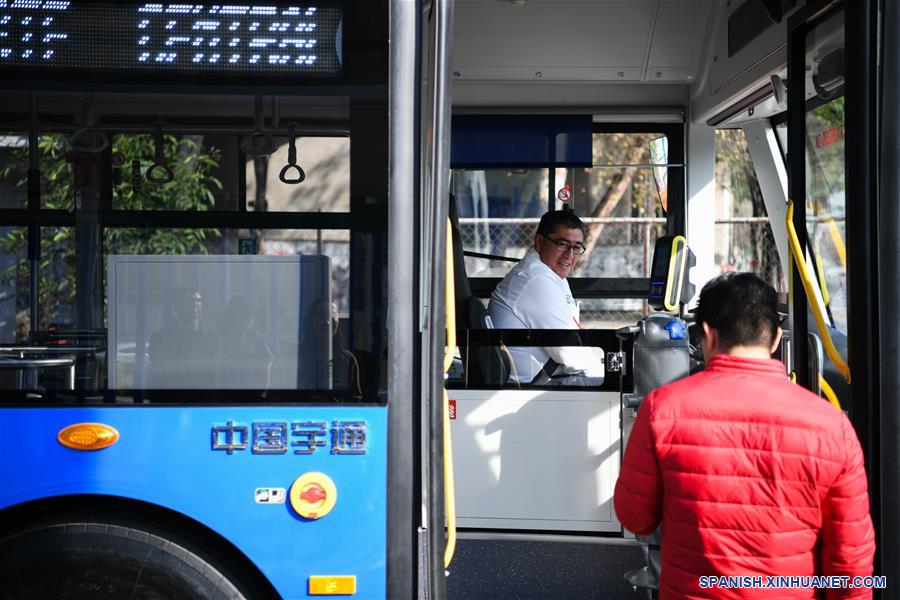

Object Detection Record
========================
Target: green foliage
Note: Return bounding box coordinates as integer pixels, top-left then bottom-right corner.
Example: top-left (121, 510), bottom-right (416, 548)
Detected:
top-left (0, 132), bottom-right (223, 329)
top-left (714, 128), bottom-right (783, 288)
top-left (811, 95), bottom-right (844, 127)
top-left (587, 132), bottom-right (663, 218)
top-left (715, 128), bottom-right (764, 216)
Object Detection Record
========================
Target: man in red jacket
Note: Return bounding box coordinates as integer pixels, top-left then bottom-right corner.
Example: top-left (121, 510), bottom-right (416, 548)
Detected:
top-left (614, 273), bottom-right (875, 599)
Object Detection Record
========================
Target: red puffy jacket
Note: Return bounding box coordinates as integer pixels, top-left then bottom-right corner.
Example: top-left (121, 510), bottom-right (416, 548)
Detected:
top-left (614, 354), bottom-right (875, 599)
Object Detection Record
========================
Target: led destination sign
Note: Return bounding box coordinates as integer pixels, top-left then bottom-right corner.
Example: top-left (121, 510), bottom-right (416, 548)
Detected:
top-left (0, 1), bottom-right (343, 78)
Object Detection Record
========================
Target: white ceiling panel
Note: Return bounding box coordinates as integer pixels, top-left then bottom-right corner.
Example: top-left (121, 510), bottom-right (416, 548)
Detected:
top-left (453, 1), bottom-right (658, 80)
top-left (645, 1), bottom-right (713, 80)
top-left (454, 66), bottom-right (644, 81)
top-left (453, 0), bottom-right (657, 37)
top-left (452, 0), bottom-right (714, 84)
top-left (454, 33), bottom-right (647, 68)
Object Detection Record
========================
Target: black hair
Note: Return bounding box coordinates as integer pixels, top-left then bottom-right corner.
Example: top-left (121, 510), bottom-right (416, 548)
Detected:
top-left (536, 210), bottom-right (585, 237)
top-left (694, 272), bottom-right (780, 350)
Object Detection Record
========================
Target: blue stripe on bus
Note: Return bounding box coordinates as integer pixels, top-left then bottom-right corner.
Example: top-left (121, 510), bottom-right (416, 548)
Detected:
top-left (0, 405), bottom-right (388, 599)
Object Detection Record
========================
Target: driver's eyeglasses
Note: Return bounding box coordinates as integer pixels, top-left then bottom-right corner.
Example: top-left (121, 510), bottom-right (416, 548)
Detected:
top-left (540, 233), bottom-right (586, 255)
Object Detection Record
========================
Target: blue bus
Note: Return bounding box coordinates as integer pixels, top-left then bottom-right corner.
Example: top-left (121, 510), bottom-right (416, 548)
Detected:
top-left (1, 1), bottom-right (898, 599)
top-left (0, 1), bottom-right (442, 598)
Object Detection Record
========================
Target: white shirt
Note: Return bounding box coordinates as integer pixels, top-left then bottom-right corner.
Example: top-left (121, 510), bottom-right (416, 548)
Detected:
top-left (488, 248), bottom-right (603, 383)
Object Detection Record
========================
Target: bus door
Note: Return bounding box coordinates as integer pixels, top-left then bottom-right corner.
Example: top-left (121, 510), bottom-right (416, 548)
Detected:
top-left (446, 117), bottom-right (687, 541)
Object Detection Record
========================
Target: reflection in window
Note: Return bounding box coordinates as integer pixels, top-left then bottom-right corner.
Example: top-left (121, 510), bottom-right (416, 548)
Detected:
top-left (254, 229), bottom-right (350, 314)
top-left (0, 226), bottom-right (28, 342)
top-left (0, 225), bottom-right (78, 334)
top-left (109, 255), bottom-right (332, 392)
top-left (40, 226), bottom-right (78, 330)
top-left (104, 227), bottom-right (351, 317)
top-left (0, 133), bottom-right (28, 209)
top-left (0, 223), bottom-right (353, 395)
top-left (805, 97), bottom-right (846, 332)
top-left (103, 227), bottom-right (351, 392)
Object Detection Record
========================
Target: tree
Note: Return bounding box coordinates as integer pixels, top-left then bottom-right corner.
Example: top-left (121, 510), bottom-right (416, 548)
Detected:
top-left (714, 128), bottom-right (783, 290)
top-left (0, 132), bottom-right (222, 330)
top-left (573, 133), bottom-right (666, 277)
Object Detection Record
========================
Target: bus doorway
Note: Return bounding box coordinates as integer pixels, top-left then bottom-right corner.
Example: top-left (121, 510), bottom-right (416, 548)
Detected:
top-left (439, 0), bottom-right (888, 598)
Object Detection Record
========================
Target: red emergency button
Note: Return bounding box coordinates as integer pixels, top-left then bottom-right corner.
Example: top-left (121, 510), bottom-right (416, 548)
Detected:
top-left (290, 472), bottom-right (337, 520)
top-left (300, 483), bottom-right (328, 504)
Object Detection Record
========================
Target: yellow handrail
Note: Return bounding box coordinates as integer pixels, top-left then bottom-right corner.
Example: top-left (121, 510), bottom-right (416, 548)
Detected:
top-left (820, 375), bottom-right (842, 411)
top-left (786, 201), bottom-right (850, 383)
top-left (827, 217), bottom-right (847, 269)
top-left (815, 253), bottom-right (831, 306)
top-left (443, 218), bottom-right (458, 568)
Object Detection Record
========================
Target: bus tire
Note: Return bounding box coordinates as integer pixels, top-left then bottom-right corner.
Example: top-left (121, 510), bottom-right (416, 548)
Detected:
top-left (0, 519), bottom-right (249, 599)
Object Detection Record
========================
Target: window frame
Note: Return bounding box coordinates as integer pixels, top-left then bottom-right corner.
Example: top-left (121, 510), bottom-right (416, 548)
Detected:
top-left (465, 121), bottom-right (685, 300)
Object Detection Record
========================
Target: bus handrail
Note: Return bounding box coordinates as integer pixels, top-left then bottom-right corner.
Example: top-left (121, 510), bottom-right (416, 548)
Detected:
top-left (820, 375), bottom-right (842, 411)
top-left (0, 357), bottom-right (74, 368)
top-left (809, 332), bottom-right (842, 410)
top-left (457, 215), bottom-right (844, 225)
top-left (786, 200), bottom-right (850, 383)
top-left (826, 217), bottom-right (847, 269)
top-left (0, 346), bottom-right (96, 355)
top-left (443, 218), bottom-right (458, 568)
top-left (0, 356), bottom-right (76, 390)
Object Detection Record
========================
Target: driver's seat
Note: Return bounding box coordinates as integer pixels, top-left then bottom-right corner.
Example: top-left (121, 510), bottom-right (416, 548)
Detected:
top-left (448, 196), bottom-right (510, 386)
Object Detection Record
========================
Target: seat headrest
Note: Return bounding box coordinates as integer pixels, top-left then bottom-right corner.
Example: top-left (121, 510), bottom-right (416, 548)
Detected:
top-left (448, 194), bottom-right (473, 302)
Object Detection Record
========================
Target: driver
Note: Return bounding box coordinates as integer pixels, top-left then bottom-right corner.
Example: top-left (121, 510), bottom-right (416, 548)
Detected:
top-left (488, 210), bottom-right (603, 384)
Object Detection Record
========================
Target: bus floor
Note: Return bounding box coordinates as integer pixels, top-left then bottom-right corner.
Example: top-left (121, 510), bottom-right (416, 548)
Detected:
top-left (446, 538), bottom-right (648, 599)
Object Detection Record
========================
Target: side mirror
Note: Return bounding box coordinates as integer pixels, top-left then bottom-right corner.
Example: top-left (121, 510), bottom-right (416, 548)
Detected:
top-left (648, 136), bottom-right (668, 214)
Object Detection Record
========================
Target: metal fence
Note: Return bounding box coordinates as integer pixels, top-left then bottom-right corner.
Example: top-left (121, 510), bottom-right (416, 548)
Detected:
top-left (242, 218), bottom-right (788, 327)
top-left (458, 216), bottom-right (784, 328)
top-left (458, 217), bottom-right (666, 328)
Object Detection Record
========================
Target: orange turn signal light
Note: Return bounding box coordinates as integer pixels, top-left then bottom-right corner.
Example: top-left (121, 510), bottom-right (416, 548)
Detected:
top-left (309, 575), bottom-right (356, 595)
top-left (57, 423), bottom-right (120, 451)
